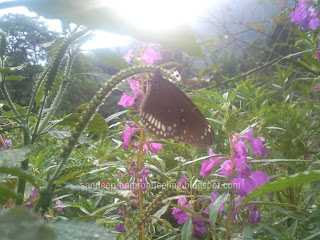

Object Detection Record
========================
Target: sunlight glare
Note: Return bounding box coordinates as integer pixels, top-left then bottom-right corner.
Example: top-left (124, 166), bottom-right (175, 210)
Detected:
top-left (107, 0), bottom-right (212, 31)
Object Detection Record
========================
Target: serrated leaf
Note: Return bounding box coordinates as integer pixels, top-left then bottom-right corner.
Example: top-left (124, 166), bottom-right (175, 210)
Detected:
top-left (50, 219), bottom-right (116, 240)
top-left (57, 113), bottom-right (108, 134)
top-left (195, 90), bottom-right (225, 102)
top-left (0, 207), bottom-right (56, 240)
top-left (0, 100), bottom-right (27, 114)
top-left (0, 185), bottom-right (17, 203)
top-left (181, 218), bottom-right (193, 240)
top-left (5, 75), bottom-right (25, 81)
top-left (191, 95), bottom-right (223, 112)
top-left (243, 170), bottom-right (320, 202)
top-left (209, 192), bottom-right (228, 226)
top-left (48, 129), bottom-right (71, 139)
top-left (242, 225), bottom-right (254, 239)
top-left (87, 113), bottom-right (108, 134)
top-left (225, 114), bottom-right (237, 132)
top-left (227, 79), bottom-right (252, 102)
top-left (145, 163), bottom-right (168, 181)
top-left (0, 166), bottom-right (39, 188)
top-left (260, 224), bottom-right (286, 240)
top-left (0, 147), bottom-right (30, 167)
top-left (151, 205), bottom-right (169, 224)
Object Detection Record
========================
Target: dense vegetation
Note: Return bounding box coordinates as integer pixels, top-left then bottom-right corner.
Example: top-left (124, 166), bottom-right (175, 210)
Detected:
top-left (0, 1), bottom-right (319, 240)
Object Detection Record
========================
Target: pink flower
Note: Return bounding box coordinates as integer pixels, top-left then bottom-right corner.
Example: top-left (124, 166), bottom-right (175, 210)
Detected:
top-left (178, 174), bottom-right (189, 188)
top-left (115, 223), bottom-right (126, 232)
top-left (127, 79), bottom-right (142, 97)
top-left (133, 138), bottom-right (162, 154)
top-left (138, 168), bottom-right (150, 192)
top-left (232, 163), bottom-right (270, 196)
top-left (55, 200), bottom-right (66, 211)
top-left (248, 205), bottom-right (261, 223)
top-left (217, 160), bottom-right (232, 176)
top-left (242, 126), bottom-right (268, 157)
top-left (200, 149), bottom-right (228, 178)
top-left (203, 190), bottom-right (225, 214)
top-left (30, 189), bottom-right (39, 198)
top-left (119, 124), bottom-right (139, 149)
top-left (141, 44), bottom-right (163, 65)
top-left (123, 49), bottom-right (135, 63)
top-left (172, 197), bottom-right (190, 224)
top-left (118, 92), bottom-right (137, 108)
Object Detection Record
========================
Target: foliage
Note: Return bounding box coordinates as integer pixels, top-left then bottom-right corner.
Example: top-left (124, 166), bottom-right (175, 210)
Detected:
top-left (0, 1), bottom-right (319, 240)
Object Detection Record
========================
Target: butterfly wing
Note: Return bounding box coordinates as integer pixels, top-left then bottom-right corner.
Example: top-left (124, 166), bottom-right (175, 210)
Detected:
top-left (140, 71), bottom-right (214, 148)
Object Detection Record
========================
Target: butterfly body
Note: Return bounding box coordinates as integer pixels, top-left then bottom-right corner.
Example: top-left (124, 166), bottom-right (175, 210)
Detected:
top-left (140, 69), bottom-right (214, 148)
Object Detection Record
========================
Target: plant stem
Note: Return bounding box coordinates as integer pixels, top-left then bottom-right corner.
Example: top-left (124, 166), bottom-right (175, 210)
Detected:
top-left (15, 128), bottom-right (31, 205)
top-left (36, 52), bottom-right (75, 135)
top-left (137, 130), bottom-right (145, 239)
top-left (226, 133), bottom-right (235, 240)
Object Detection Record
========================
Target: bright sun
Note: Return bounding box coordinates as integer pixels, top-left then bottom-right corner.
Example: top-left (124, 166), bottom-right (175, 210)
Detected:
top-left (106, 0), bottom-right (213, 31)
top-left (0, 0), bottom-right (216, 49)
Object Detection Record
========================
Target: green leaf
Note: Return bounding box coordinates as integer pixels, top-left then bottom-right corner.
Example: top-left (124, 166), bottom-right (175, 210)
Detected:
top-left (63, 184), bottom-right (131, 202)
top-left (87, 113), bottom-right (108, 134)
top-left (48, 129), bottom-right (71, 139)
top-left (242, 225), bottom-right (254, 239)
top-left (250, 159), bottom-right (309, 163)
top-left (209, 192), bottom-right (228, 226)
top-left (0, 100), bottom-right (27, 114)
top-left (286, 220), bottom-right (298, 238)
top-left (241, 201), bottom-right (302, 210)
top-left (151, 205), bottom-right (169, 224)
top-left (0, 185), bottom-right (17, 203)
top-left (145, 163), bottom-right (168, 181)
top-left (105, 110), bottom-right (128, 123)
top-left (0, 147), bottom-right (30, 167)
top-left (0, 207), bottom-right (56, 240)
top-left (0, 166), bottom-right (40, 189)
top-left (243, 170), bottom-right (320, 202)
top-left (92, 48), bottom-right (130, 70)
top-left (225, 114), bottom-right (237, 132)
top-left (194, 90), bottom-right (225, 102)
top-left (5, 75), bottom-right (25, 81)
top-left (57, 113), bottom-right (108, 134)
top-left (191, 95), bottom-right (223, 112)
top-left (166, 203), bottom-right (203, 218)
top-left (150, 215), bottom-right (178, 235)
top-left (181, 218), bottom-right (193, 240)
top-left (260, 224), bottom-right (286, 240)
top-left (50, 219), bottom-right (116, 240)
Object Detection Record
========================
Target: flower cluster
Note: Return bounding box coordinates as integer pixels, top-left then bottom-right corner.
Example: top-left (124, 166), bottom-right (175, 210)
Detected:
top-left (172, 126), bottom-right (270, 236)
top-left (204, 126), bottom-right (270, 197)
top-left (290, 0), bottom-right (320, 30)
top-left (118, 44), bottom-right (163, 110)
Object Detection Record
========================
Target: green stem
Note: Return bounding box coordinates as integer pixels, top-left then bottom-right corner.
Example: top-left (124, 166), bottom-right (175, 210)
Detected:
top-left (15, 128), bottom-right (31, 205)
top-left (36, 52), bottom-right (75, 135)
top-left (26, 66), bottom-right (49, 123)
top-left (226, 133), bottom-right (235, 240)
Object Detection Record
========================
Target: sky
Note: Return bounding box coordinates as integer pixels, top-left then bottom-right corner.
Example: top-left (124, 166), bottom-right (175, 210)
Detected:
top-left (0, 0), bottom-right (216, 50)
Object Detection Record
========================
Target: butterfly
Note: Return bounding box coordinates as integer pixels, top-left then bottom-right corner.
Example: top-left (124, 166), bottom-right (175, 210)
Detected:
top-left (139, 68), bottom-right (214, 148)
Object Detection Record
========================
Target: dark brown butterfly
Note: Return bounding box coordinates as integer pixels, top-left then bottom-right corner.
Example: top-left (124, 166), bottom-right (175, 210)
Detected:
top-left (139, 69), bottom-right (214, 148)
